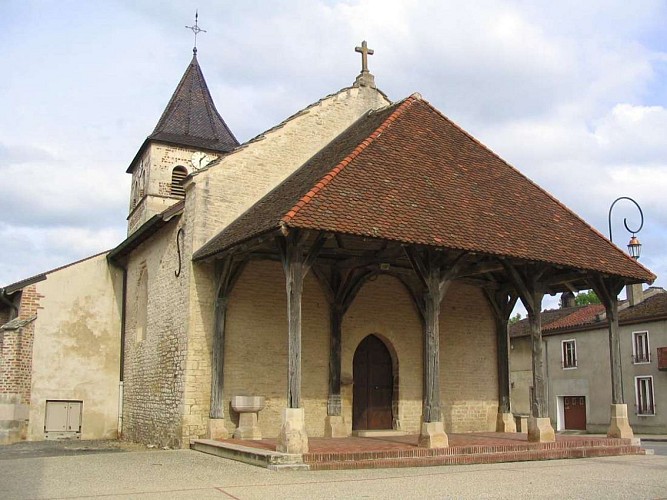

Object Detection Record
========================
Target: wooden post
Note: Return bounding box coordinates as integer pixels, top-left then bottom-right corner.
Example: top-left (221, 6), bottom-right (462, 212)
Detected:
top-left (328, 303), bottom-right (343, 416)
top-left (484, 290), bottom-right (518, 419)
top-left (589, 275), bottom-right (633, 438)
top-left (589, 276), bottom-right (625, 404)
top-left (406, 247), bottom-right (464, 447)
top-left (208, 258), bottom-right (246, 439)
top-left (503, 262), bottom-right (553, 442)
top-left (527, 295), bottom-right (546, 417)
top-left (277, 231), bottom-right (326, 409)
top-left (276, 230), bottom-right (325, 452)
top-left (422, 272), bottom-right (443, 423)
top-left (210, 294), bottom-right (229, 419)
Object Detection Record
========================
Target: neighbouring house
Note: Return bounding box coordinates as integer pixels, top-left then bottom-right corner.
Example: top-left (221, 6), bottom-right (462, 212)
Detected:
top-left (0, 253), bottom-right (122, 444)
top-left (510, 287), bottom-right (667, 434)
top-left (0, 43), bottom-right (656, 450)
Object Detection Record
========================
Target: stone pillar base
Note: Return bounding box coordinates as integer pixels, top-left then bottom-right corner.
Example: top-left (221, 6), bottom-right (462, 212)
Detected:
top-left (234, 412), bottom-right (263, 440)
top-left (277, 408), bottom-right (309, 454)
top-left (418, 421), bottom-right (449, 448)
top-left (324, 415), bottom-right (348, 437)
top-left (207, 418), bottom-right (230, 440)
top-left (527, 416), bottom-right (555, 442)
top-left (496, 412), bottom-right (517, 433)
top-left (607, 404), bottom-right (634, 439)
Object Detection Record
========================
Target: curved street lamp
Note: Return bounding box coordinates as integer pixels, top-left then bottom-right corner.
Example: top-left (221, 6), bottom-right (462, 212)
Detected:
top-left (608, 196), bottom-right (644, 260)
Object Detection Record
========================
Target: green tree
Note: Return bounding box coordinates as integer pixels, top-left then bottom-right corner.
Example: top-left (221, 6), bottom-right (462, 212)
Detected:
top-left (509, 312), bottom-right (522, 324)
top-left (575, 290), bottom-right (600, 306)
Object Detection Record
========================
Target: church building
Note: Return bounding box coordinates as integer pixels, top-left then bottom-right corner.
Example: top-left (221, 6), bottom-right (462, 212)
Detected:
top-left (1, 41), bottom-right (655, 452)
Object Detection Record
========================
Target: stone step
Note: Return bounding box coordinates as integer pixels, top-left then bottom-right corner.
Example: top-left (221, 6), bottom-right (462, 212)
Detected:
top-left (190, 439), bottom-right (309, 471)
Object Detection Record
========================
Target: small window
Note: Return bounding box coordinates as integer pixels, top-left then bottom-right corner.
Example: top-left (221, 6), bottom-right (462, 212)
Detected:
top-left (562, 339), bottom-right (577, 369)
top-left (632, 331), bottom-right (650, 364)
top-left (170, 166), bottom-right (188, 197)
top-left (635, 376), bottom-right (655, 416)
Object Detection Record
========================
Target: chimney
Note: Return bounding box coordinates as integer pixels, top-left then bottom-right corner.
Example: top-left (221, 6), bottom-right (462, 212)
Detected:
top-left (560, 291), bottom-right (576, 308)
top-left (626, 284), bottom-right (645, 307)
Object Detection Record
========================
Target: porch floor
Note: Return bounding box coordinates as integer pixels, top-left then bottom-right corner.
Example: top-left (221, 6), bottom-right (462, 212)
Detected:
top-left (191, 432), bottom-right (645, 471)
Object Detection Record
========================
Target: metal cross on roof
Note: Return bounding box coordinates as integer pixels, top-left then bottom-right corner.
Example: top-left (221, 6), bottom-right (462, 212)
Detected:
top-left (185, 10), bottom-right (207, 55)
top-left (355, 40), bottom-right (374, 72)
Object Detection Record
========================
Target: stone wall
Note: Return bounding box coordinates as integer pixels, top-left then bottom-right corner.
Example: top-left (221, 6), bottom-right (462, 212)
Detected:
top-left (127, 144), bottom-right (216, 235)
top-left (122, 217), bottom-right (190, 447)
top-left (180, 262), bottom-right (498, 441)
top-left (177, 85), bottom-right (391, 444)
top-left (188, 86), bottom-right (391, 252)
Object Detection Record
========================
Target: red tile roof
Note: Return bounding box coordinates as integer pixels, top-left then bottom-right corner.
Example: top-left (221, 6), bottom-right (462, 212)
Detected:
top-left (545, 304), bottom-right (605, 331)
top-left (193, 95), bottom-right (655, 284)
top-left (510, 290), bottom-right (667, 338)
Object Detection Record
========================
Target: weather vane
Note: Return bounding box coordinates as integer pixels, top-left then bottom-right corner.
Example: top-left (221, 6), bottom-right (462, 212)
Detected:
top-left (185, 10), bottom-right (207, 55)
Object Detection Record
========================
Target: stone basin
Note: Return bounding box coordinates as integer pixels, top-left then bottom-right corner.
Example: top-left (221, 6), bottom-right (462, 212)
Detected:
top-left (231, 396), bottom-right (265, 413)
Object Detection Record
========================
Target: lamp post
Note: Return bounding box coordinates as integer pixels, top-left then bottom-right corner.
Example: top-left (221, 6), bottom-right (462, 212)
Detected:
top-left (608, 196), bottom-right (644, 259)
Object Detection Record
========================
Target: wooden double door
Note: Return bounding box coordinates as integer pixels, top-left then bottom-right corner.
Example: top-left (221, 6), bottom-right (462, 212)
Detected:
top-left (353, 335), bottom-right (394, 430)
top-left (563, 396), bottom-right (586, 430)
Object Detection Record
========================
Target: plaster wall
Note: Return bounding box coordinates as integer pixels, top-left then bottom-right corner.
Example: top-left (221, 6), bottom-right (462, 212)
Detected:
top-left (509, 336), bottom-right (532, 415)
top-left (27, 254), bottom-right (122, 440)
top-left (511, 317), bottom-right (667, 433)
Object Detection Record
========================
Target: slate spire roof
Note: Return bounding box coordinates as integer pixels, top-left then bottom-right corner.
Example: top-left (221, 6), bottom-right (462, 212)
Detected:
top-left (194, 94), bottom-right (655, 284)
top-left (150, 53), bottom-right (239, 152)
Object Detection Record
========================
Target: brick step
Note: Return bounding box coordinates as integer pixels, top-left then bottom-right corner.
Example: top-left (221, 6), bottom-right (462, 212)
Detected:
top-left (303, 438), bottom-right (636, 464)
top-left (306, 445), bottom-right (645, 471)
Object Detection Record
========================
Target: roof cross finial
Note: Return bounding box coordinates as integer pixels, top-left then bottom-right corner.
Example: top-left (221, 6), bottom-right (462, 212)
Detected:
top-left (185, 10), bottom-right (207, 55)
top-left (355, 40), bottom-right (374, 73)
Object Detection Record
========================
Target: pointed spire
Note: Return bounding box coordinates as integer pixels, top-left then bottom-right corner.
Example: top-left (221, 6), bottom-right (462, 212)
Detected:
top-left (149, 55), bottom-right (239, 153)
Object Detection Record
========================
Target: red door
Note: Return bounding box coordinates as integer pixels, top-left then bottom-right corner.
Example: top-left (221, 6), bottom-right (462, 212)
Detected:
top-left (353, 335), bottom-right (394, 430)
top-left (564, 396), bottom-right (586, 430)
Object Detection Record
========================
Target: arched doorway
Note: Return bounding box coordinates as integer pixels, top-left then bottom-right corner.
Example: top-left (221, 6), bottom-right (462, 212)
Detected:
top-left (353, 335), bottom-right (394, 430)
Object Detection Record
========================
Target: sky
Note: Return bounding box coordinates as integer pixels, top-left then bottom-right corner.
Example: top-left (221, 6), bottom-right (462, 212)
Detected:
top-left (1, 0), bottom-right (666, 312)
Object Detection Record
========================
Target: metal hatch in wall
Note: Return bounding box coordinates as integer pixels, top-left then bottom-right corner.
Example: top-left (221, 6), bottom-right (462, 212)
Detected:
top-left (44, 400), bottom-right (82, 439)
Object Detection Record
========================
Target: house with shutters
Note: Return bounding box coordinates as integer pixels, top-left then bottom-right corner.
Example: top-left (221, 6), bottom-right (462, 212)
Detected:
top-left (0, 42), bottom-right (656, 451)
top-left (510, 287), bottom-right (667, 434)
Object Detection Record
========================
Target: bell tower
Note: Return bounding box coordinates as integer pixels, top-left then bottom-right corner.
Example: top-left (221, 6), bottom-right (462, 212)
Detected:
top-left (125, 46), bottom-right (238, 234)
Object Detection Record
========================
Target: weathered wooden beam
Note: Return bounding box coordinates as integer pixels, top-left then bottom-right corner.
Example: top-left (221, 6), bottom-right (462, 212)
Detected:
top-left (210, 258), bottom-right (247, 419)
top-left (277, 230), bottom-right (326, 409)
top-left (502, 262), bottom-right (548, 418)
top-left (484, 290), bottom-right (518, 414)
top-left (589, 275), bottom-right (626, 404)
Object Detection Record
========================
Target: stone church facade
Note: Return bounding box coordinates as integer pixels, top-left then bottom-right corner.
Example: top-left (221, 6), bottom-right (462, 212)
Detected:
top-left (1, 44), bottom-right (655, 451)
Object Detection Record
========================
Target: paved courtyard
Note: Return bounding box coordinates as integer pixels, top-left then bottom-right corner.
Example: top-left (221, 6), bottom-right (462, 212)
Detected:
top-left (0, 445), bottom-right (666, 499)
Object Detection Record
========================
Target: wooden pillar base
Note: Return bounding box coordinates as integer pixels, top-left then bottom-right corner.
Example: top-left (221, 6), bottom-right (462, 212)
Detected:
top-left (324, 415), bottom-right (348, 438)
top-left (527, 417), bottom-right (555, 442)
top-left (418, 421), bottom-right (449, 448)
top-left (277, 408), bottom-right (309, 454)
top-left (207, 418), bottom-right (230, 440)
top-left (496, 412), bottom-right (517, 433)
top-left (607, 404), bottom-right (634, 439)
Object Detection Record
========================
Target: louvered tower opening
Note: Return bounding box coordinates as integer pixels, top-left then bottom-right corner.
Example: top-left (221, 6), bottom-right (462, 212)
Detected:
top-left (171, 166), bottom-right (188, 198)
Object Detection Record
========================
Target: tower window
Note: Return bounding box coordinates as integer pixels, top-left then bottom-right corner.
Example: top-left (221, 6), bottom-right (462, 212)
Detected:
top-left (170, 166), bottom-right (188, 198)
